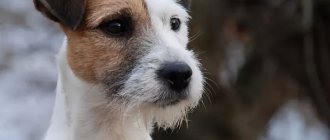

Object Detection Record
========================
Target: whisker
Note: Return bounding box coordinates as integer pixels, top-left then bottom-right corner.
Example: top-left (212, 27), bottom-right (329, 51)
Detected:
top-left (189, 31), bottom-right (202, 43)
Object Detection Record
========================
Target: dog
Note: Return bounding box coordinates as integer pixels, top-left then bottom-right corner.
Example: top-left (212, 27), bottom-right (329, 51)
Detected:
top-left (34, 0), bottom-right (204, 139)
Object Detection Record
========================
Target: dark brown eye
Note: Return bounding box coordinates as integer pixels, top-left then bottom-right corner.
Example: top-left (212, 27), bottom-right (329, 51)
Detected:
top-left (170, 17), bottom-right (181, 31)
top-left (99, 17), bottom-right (132, 37)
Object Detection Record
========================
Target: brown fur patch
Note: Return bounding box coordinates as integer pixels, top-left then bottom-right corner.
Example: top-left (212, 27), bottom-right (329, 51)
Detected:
top-left (61, 0), bottom-right (151, 84)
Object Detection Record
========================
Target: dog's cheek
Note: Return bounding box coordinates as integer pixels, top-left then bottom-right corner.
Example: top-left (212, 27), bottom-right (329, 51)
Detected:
top-left (65, 30), bottom-right (122, 83)
top-left (94, 51), bottom-right (123, 79)
top-left (98, 48), bottom-right (144, 95)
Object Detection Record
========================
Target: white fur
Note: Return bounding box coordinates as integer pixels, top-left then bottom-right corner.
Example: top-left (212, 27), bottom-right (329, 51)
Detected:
top-left (124, 0), bottom-right (203, 127)
top-left (44, 0), bottom-right (204, 140)
top-left (45, 41), bottom-right (153, 140)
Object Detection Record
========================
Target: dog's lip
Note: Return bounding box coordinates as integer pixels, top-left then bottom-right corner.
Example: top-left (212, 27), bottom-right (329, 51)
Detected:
top-left (154, 98), bottom-right (181, 107)
top-left (153, 92), bottom-right (188, 107)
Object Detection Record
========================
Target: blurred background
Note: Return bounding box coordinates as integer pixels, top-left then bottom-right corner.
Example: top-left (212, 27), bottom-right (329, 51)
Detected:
top-left (1, 0), bottom-right (330, 140)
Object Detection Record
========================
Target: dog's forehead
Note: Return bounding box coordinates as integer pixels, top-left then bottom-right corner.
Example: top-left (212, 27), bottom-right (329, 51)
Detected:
top-left (84, 0), bottom-right (186, 28)
top-left (85, 0), bottom-right (149, 28)
top-left (145, 0), bottom-right (189, 17)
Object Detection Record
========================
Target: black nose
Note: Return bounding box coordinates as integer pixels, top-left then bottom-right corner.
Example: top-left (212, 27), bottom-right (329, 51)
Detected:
top-left (157, 62), bottom-right (192, 92)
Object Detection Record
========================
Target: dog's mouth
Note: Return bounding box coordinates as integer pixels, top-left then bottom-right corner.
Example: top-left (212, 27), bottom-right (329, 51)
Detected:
top-left (153, 90), bottom-right (189, 107)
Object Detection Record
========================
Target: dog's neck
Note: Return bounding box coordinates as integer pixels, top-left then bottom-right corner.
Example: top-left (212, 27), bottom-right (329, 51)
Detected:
top-left (44, 40), bottom-right (153, 140)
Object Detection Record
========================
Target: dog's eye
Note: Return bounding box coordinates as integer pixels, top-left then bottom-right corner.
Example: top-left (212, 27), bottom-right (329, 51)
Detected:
top-left (170, 17), bottom-right (181, 31)
top-left (99, 17), bottom-right (132, 37)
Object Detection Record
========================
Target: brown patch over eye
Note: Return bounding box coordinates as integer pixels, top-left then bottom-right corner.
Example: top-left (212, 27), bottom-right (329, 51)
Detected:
top-left (61, 0), bottom-right (151, 83)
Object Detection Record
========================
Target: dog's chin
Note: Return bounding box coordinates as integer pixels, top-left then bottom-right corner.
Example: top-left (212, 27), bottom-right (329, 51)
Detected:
top-left (143, 90), bottom-right (201, 128)
top-left (148, 98), bottom-right (197, 129)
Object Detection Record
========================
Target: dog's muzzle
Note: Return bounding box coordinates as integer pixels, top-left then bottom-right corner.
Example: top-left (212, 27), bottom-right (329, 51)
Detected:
top-left (154, 62), bottom-right (193, 106)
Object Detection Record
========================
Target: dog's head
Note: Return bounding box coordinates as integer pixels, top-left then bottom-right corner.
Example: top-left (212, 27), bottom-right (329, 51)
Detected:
top-left (35, 0), bottom-right (203, 127)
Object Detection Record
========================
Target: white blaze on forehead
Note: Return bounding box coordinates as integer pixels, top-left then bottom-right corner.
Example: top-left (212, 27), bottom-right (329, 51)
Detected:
top-left (118, 0), bottom-right (203, 128)
top-left (145, 0), bottom-right (190, 46)
top-left (145, 0), bottom-right (190, 21)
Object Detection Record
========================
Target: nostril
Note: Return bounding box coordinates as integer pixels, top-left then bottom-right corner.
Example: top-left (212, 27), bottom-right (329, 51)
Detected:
top-left (157, 62), bottom-right (192, 92)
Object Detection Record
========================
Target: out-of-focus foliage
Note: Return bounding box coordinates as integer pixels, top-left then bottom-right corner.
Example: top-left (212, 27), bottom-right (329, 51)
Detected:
top-left (0, 0), bottom-right (329, 140)
top-left (153, 0), bottom-right (330, 139)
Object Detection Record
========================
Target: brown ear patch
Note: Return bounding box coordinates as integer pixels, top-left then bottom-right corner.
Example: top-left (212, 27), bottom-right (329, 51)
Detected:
top-left (34, 0), bottom-right (86, 30)
top-left (33, 0), bottom-right (60, 22)
top-left (63, 0), bottom-right (151, 84)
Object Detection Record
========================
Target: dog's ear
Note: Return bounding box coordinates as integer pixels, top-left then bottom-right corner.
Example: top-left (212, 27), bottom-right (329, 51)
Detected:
top-left (33, 0), bottom-right (86, 30)
top-left (178, 0), bottom-right (191, 9)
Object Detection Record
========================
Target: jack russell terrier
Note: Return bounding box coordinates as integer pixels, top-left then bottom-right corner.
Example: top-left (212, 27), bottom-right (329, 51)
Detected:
top-left (34, 0), bottom-right (204, 139)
